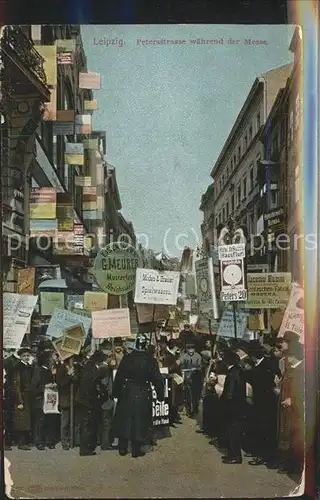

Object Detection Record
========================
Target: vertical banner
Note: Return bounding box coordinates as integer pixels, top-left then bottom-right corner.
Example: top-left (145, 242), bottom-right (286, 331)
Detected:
top-left (75, 115), bottom-right (91, 134)
top-left (79, 72), bottom-right (101, 89)
top-left (17, 268), bottom-right (36, 295)
top-left (64, 142), bottom-right (84, 165)
top-left (29, 188), bottom-right (56, 219)
top-left (56, 193), bottom-right (74, 231)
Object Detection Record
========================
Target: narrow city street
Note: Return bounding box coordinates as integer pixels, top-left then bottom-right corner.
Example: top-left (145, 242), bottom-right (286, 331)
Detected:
top-left (6, 414), bottom-right (298, 499)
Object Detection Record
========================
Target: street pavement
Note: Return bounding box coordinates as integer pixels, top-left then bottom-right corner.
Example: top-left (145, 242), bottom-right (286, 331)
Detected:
top-left (5, 415), bottom-right (300, 499)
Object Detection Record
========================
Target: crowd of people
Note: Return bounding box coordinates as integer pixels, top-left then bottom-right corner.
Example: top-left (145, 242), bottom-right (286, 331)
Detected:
top-left (3, 324), bottom-right (304, 475)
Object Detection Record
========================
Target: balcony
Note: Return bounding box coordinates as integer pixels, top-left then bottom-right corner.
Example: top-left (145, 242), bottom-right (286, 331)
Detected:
top-left (1, 26), bottom-right (49, 100)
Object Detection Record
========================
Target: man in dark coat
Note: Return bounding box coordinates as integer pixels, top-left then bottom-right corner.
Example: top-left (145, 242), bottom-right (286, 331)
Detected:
top-left (246, 342), bottom-right (279, 467)
top-left (56, 359), bottom-right (80, 450)
top-left (220, 349), bottom-right (246, 464)
top-left (75, 350), bottom-right (107, 456)
top-left (12, 348), bottom-right (34, 450)
top-left (30, 350), bottom-right (57, 450)
top-left (112, 334), bottom-right (164, 458)
top-left (4, 350), bottom-right (21, 449)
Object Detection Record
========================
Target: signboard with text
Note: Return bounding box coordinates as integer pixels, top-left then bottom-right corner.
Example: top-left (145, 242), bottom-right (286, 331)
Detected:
top-left (218, 244), bottom-right (246, 302)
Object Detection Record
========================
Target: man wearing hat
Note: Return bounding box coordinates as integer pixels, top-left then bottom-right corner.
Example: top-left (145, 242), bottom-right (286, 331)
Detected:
top-left (12, 348), bottom-right (34, 450)
top-left (180, 340), bottom-right (202, 416)
top-left (75, 349), bottom-right (108, 456)
top-left (112, 334), bottom-right (164, 458)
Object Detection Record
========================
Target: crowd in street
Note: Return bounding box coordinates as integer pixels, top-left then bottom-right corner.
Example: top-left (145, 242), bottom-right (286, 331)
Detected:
top-left (4, 325), bottom-right (304, 475)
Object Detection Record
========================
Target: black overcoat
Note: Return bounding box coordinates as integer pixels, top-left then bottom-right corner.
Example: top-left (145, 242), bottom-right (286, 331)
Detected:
top-left (12, 361), bottom-right (33, 432)
top-left (112, 351), bottom-right (164, 442)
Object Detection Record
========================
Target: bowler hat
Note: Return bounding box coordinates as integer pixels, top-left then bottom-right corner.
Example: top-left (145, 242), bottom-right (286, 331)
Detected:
top-left (17, 347), bottom-right (32, 356)
top-left (91, 350), bottom-right (107, 363)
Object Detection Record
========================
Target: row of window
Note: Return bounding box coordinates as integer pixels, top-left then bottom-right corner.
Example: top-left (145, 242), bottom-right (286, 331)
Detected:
top-left (214, 110), bottom-right (261, 199)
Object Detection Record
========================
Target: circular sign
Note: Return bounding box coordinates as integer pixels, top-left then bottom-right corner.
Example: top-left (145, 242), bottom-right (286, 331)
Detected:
top-left (200, 278), bottom-right (208, 292)
top-left (223, 264), bottom-right (242, 286)
top-left (93, 243), bottom-right (142, 295)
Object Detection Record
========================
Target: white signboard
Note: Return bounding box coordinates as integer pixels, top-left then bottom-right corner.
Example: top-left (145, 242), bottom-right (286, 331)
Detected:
top-left (3, 293), bottom-right (38, 348)
top-left (195, 258), bottom-right (219, 318)
top-left (218, 243), bottom-right (246, 302)
top-left (92, 308), bottom-right (131, 338)
top-left (218, 243), bottom-right (246, 261)
top-left (134, 269), bottom-right (180, 305)
top-left (217, 304), bottom-right (248, 338)
top-left (45, 308), bottom-right (91, 338)
top-left (278, 283), bottom-right (304, 343)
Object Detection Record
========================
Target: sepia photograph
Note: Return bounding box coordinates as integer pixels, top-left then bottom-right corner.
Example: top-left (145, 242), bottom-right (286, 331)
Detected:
top-left (1, 1), bottom-right (318, 498)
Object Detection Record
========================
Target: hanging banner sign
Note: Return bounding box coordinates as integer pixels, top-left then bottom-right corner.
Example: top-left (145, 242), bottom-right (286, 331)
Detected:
top-left (17, 267), bottom-right (36, 295)
top-left (136, 304), bottom-right (154, 324)
top-left (75, 114), bottom-right (91, 134)
top-left (79, 72), bottom-right (101, 89)
top-left (217, 304), bottom-right (248, 338)
top-left (244, 273), bottom-right (292, 309)
top-left (36, 45), bottom-right (57, 85)
top-left (83, 187), bottom-right (97, 199)
top-left (92, 307), bottom-right (131, 338)
top-left (134, 269), bottom-right (180, 306)
top-left (55, 39), bottom-right (76, 52)
top-left (4, 293), bottom-right (38, 348)
top-left (30, 188), bottom-right (57, 219)
top-left (56, 110), bottom-right (75, 123)
top-left (93, 243), bottom-right (142, 295)
top-left (218, 244), bottom-right (246, 302)
top-left (53, 122), bottom-right (75, 135)
top-left (57, 52), bottom-right (74, 65)
top-left (46, 308), bottom-right (91, 338)
top-left (83, 138), bottom-right (99, 150)
top-left (40, 291), bottom-right (65, 316)
top-left (278, 283), bottom-right (304, 343)
top-left (75, 176), bottom-right (92, 187)
top-left (56, 193), bottom-right (74, 231)
top-left (65, 142), bottom-right (84, 165)
top-left (82, 201), bottom-right (97, 211)
top-left (84, 291), bottom-right (108, 311)
top-left (84, 99), bottom-right (98, 111)
top-left (30, 219), bottom-right (57, 236)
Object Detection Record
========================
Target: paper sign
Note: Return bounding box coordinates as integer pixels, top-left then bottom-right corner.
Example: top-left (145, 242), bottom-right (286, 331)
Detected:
top-left (75, 114), bottom-right (91, 134)
top-left (244, 273), bottom-right (292, 309)
top-left (61, 335), bottom-right (82, 355)
top-left (3, 293), bottom-right (38, 348)
top-left (17, 268), bottom-right (35, 294)
top-left (43, 387), bottom-right (60, 414)
top-left (79, 72), bottom-right (101, 89)
top-left (53, 337), bottom-right (72, 361)
top-left (248, 313), bottom-right (265, 331)
top-left (84, 291), bottom-right (108, 311)
top-left (92, 308), bottom-right (131, 338)
top-left (45, 308), bottom-right (91, 338)
top-left (67, 295), bottom-right (84, 311)
top-left (84, 99), bottom-right (98, 111)
top-left (134, 269), bottom-right (180, 305)
top-left (278, 283), bottom-right (304, 343)
top-left (217, 305), bottom-right (248, 338)
top-left (136, 304), bottom-right (154, 324)
top-left (40, 292), bottom-right (65, 316)
top-left (184, 299), bottom-right (191, 312)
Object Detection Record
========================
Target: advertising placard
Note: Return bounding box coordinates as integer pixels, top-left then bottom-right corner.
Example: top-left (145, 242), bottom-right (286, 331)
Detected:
top-left (45, 308), bottom-right (91, 338)
top-left (92, 308), bottom-right (131, 338)
top-left (152, 367), bottom-right (170, 427)
top-left (17, 267), bottom-right (35, 294)
top-left (3, 293), bottom-right (38, 348)
top-left (75, 176), bottom-right (92, 187)
top-left (84, 291), bottom-right (108, 311)
top-left (75, 114), bottom-right (91, 134)
top-left (56, 193), bottom-right (74, 231)
top-left (84, 99), bottom-right (98, 111)
top-left (40, 292), bottom-right (65, 316)
top-left (278, 283), bottom-right (304, 343)
top-left (64, 142), bottom-right (84, 165)
top-left (218, 244), bottom-right (246, 302)
top-left (195, 258), bottom-right (218, 317)
top-left (217, 304), bottom-right (248, 338)
top-left (136, 304), bottom-right (154, 324)
top-left (30, 188), bottom-right (56, 219)
top-left (93, 243), bottom-right (142, 295)
top-left (244, 272), bottom-right (292, 309)
top-left (134, 269), bottom-right (180, 306)
top-left (79, 72), bottom-right (101, 89)
top-left (29, 219), bottom-right (58, 236)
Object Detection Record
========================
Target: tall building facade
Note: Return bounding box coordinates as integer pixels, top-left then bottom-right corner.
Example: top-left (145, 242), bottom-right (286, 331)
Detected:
top-left (200, 63), bottom-right (293, 265)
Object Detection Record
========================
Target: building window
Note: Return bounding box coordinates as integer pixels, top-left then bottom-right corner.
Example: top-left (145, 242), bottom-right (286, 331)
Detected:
top-left (295, 93), bottom-right (300, 130)
top-left (218, 212), bottom-right (221, 224)
top-left (256, 153), bottom-right (261, 166)
top-left (231, 194), bottom-right (235, 212)
top-left (215, 217), bottom-right (218, 228)
top-left (233, 153), bottom-right (237, 167)
top-left (248, 125), bottom-right (253, 142)
top-left (226, 165), bottom-right (229, 179)
top-left (222, 206), bottom-right (226, 222)
top-left (271, 191), bottom-right (277, 206)
top-left (243, 176), bottom-right (247, 198)
top-left (256, 111), bottom-right (261, 131)
top-left (250, 165), bottom-right (254, 190)
top-left (244, 135), bottom-right (248, 150)
top-left (222, 174), bottom-right (224, 186)
top-left (237, 183), bottom-right (241, 206)
top-left (238, 145), bottom-right (241, 161)
top-left (280, 119), bottom-right (286, 145)
top-left (226, 202), bottom-right (229, 219)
